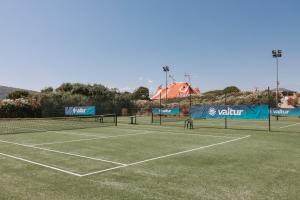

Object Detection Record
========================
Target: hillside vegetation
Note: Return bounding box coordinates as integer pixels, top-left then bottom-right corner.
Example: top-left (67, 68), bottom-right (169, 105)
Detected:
top-left (166, 87), bottom-right (278, 107)
top-left (0, 83), bottom-right (149, 118)
top-left (1, 84), bottom-right (298, 118)
top-left (0, 85), bottom-right (37, 99)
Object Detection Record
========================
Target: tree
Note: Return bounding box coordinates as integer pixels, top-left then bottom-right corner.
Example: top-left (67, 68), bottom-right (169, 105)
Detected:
top-left (7, 90), bottom-right (30, 99)
top-left (41, 87), bottom-right (54, 93)
top-left (38, 92), bottom-right (89, 117)
top-left (89, 84), bottom-right (108, 96)
top-left (132, 87), bottom-right (149, 100)
top-left (223, 86), bottom-right (240, 94)
top-left (71, 83), bottom-right (90, 96)
top-left (56, 83), bottom-right (73, 93)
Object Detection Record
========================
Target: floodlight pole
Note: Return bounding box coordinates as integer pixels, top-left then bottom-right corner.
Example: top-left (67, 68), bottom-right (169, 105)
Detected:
top-left (272, 50), bottom-right (282, 121)
top-left (268, 86), bottom-right (271, 132)
top-left (272, 50), bottom-right (282, 108)
top-left (166, 71), bottom-right (168, 101)
top-left (163, 66), bottom-right (170, 102)
top-left (159, 92), bottom-right (162, 125)
top-left (276, 56), bottom-right (279, 106)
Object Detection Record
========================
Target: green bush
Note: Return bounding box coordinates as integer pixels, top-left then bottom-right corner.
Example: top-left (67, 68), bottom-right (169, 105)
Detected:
top-left (223, 86), bottom-right (240, 94)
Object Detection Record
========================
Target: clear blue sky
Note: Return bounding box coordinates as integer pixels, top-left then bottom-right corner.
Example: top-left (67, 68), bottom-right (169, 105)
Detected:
top-left (0, 0), bottom-right (299, 93)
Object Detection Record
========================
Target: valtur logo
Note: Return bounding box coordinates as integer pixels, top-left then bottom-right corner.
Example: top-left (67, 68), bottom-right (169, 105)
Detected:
top-left (161, 109), bottom-right (172, 113)
top-left (208, 107), bottom-right (217, 116)
top-left (72, 107), bottom-right (87, 114)
top-left (272, 109), bottom-right (289, 115)
top-left (218, 107), bottom-right (244, 116)
top-left (208, 107), bottom-right (244, 116)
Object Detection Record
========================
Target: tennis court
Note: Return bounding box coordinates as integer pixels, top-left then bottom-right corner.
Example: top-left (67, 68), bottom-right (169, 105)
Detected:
top-left (0, 122), bottom-right (249, 177)
top-left (0, 118), bottom-right (299, 200)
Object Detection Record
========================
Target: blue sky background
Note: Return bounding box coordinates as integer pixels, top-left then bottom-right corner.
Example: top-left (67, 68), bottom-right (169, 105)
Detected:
top-left (0, 0), bottom-right (299, 93)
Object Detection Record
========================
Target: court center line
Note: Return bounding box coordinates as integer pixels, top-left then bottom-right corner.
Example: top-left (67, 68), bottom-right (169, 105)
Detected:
top-left (81, 135), bottom-right (251, 177)
top-left (32, 132), bottom-right (152, 146)
top-left (0, 152), bottom-right (82, 177)
top-left (0, 139), bottom-right (126, 166)
top-left (279, 123), bottom-right (300, 129)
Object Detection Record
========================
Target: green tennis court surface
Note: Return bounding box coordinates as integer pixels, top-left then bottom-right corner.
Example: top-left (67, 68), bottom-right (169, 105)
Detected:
top-left (0, 121), bottom-right (299, 200)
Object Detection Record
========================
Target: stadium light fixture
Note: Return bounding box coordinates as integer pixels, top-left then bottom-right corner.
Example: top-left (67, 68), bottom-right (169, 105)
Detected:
top-left (272, 50), bottom-right (282, 108)
top-left (162, 66), bottom-right (170, 101)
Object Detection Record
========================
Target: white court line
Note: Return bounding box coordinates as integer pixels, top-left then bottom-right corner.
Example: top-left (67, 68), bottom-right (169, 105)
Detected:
top-left (0, 152), bottom-right (82, 177)
top-left (5, 126), bottom-right (48, 132)
top-left (34, 130), bottom-right (238, 147)
top-left (279, 123), bottom-right (300, 129)
top-left (81, 135), bottom-right (251, 177)
top-left (103, 125), bottom-right (242, 138)
top-left (0, 139), bottom-right (125, 166)
top-left (152, 131), bottom-right (237, 139)
top-left (32, 137), bottom-right (102, 146)
top-left (50, 131), bottom-right (100, 137)
top-left (32, 132), bottom-right (152, 146)
top-left (51, 129), bottom-right (145, 138)
top-left (0, 135), bottom-right (250, 177)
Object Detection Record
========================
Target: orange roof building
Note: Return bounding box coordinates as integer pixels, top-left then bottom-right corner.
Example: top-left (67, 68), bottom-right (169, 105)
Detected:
top-left (151, 82), bottom-right (201, 100)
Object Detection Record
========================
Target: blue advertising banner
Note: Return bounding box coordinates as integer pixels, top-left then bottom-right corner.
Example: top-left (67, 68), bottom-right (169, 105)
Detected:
top-left (65, 106), bottom-right (96, 116)
top-left (189, 105), bottom-right (269, 120)
top-left (152, 107), bottom-right (180, 115)
top-left (271, 108), bottom-right (300, 117)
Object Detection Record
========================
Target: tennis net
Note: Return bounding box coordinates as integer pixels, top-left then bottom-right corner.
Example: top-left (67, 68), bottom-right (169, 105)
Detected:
top-left (0, 114), bottom-right (117, 135)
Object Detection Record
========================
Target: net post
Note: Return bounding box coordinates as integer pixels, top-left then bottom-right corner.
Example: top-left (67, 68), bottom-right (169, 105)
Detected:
top-left (151, 111), bottom-right (154, 123)
top-left (225, 92), bottom-right (228, 129)
top-left (268, 87), bottom-right (271, 132)
top-left (115, 113), bottom-right (118, 126)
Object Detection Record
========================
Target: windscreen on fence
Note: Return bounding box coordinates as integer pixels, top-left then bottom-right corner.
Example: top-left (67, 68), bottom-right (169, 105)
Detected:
top-left (271, 108), bottom-right (300, 117)
top-left (152, 107), bottom-right (180, 115)
top-left (151, 107), bottom-right (187, 125)
top-left (65, 106), bottom-right (96, 116)
top-left (189, 105), bottom-right (269, 120)
top-left (188, 105), bottom-right (270, 131)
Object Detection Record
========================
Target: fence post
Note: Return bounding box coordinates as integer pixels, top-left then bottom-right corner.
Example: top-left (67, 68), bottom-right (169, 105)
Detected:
top-left (225, 92), bottom-right (228, 129)
top-left (268, 87), bottom-right (271, 132)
